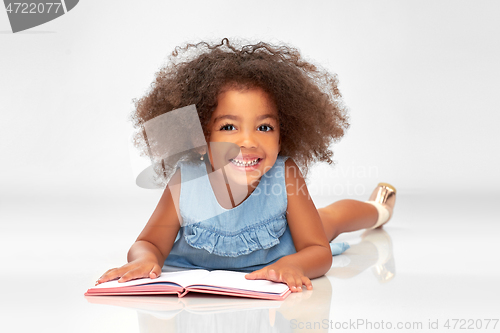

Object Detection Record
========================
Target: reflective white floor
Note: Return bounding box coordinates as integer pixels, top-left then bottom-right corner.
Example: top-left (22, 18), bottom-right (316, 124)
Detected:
top-left (1, 192), bottom-right (499, 332)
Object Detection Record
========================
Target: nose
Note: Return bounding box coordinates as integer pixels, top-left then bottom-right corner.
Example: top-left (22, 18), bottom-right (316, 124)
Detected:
top-left (236, 128), bottom-right (258, 149)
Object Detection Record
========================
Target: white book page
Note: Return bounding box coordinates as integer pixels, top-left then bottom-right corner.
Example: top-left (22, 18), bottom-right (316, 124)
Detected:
top-left (192, 270), bottom-right (289, 294)
top-left (91, 269), bottom-right (209, 290)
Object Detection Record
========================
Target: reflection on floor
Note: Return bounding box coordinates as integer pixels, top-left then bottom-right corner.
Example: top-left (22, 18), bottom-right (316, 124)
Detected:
top-left (329, 229), bottom-right (395, 284)
top-left (2, 193), bottom-right (500, 332)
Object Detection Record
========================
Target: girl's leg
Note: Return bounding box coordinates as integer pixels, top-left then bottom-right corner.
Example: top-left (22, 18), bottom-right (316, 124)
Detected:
top-left (318, 200), bottom-right (378, 242)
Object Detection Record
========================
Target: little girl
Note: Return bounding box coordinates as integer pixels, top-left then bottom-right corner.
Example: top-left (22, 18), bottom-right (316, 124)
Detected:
top-left (97, 39), bottom-right (396, 292)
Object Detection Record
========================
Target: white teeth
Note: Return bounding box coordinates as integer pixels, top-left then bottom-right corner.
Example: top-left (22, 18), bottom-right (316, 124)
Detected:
top-left (231, 158), bottom-right (260, 167)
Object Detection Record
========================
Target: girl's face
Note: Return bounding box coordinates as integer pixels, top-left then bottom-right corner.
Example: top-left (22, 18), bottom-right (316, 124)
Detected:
top-left (206, 87), bottom-right (280, 188)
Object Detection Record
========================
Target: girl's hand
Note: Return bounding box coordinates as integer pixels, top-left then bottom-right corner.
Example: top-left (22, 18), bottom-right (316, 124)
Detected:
top-left (245, 261), bottom-right (313, 292)
top-left (95, 259), bottom-right (162, 285)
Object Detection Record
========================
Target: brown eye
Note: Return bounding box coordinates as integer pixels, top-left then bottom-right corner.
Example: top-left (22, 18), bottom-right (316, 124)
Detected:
top-left (220, 123), bottom-right (235, 131)
top-left (258, 124), bottom-right (274, 132)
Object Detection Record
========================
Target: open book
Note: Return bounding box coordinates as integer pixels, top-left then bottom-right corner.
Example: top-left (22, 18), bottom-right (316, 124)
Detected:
top-left (85, 269), bottom-right (290, 300)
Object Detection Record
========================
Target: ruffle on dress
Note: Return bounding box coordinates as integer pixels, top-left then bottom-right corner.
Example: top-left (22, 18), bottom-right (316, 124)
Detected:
top-left (183, 215), bottom-right (288, 257)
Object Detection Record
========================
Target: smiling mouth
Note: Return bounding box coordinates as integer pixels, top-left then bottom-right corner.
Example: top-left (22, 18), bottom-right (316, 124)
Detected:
top-left (229, 158), bottom-right (261, 167)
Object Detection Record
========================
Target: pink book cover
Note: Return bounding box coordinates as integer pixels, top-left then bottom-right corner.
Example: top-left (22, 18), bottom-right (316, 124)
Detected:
top-left (86, 269), bottom-right (291, 301)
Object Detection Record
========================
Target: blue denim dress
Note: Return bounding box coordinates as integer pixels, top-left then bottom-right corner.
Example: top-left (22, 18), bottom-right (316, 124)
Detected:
top-left (163, 155), bottom-right (349, 272)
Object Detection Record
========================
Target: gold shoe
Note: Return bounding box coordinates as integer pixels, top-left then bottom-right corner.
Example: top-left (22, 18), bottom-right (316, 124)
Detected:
top-left (367, 182), bottom-right (396, 229)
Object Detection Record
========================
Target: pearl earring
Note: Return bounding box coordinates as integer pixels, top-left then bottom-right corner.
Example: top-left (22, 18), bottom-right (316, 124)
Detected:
top-left (200, 154), bottom-right (204, 161)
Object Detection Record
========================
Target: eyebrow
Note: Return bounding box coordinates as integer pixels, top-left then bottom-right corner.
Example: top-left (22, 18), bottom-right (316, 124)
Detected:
top-left (213, 113), bottom-right (278, 123)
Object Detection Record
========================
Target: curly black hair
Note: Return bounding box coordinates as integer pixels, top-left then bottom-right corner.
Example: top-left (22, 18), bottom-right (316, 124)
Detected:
top-left (130, 38), bottom-right (349, 186)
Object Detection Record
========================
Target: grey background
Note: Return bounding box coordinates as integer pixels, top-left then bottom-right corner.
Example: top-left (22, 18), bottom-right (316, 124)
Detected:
top-left (1, 0), bottom-right (499, 200)
top-left (1, 1), bottom-right (499, 331)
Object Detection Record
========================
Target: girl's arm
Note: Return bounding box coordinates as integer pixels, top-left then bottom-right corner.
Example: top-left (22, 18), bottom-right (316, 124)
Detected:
top-left (96, 170), bottom-right (182, 284)
top-left (245, 159), bottom-right (332, 292)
